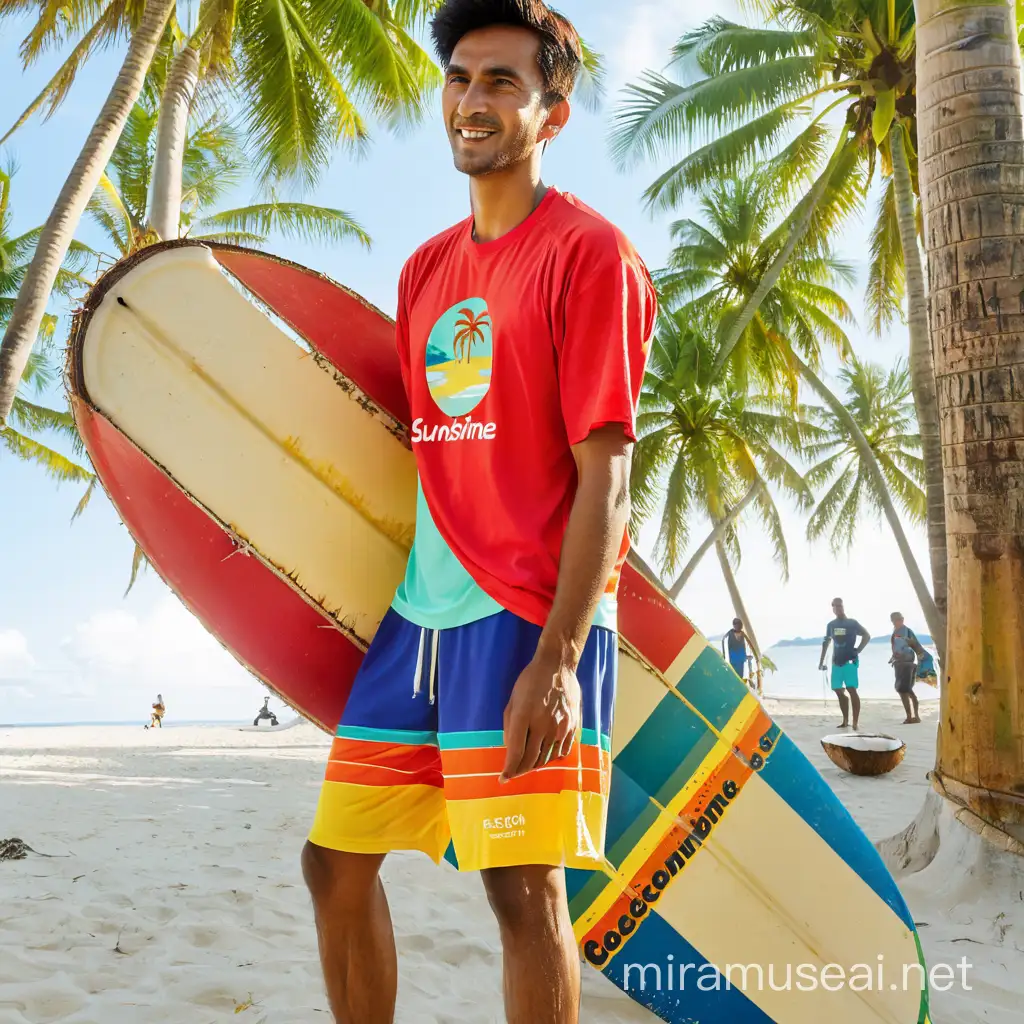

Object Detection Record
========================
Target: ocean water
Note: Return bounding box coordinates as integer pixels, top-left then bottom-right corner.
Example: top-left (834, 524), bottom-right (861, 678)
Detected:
top-left (758, 642), bottom-right (940, 701)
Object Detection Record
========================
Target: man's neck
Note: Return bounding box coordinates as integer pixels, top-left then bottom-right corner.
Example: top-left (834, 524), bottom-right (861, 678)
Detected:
top-left (469, 164), bottom-right (549, 244)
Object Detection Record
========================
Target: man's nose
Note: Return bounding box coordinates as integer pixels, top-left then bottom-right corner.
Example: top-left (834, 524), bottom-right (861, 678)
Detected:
top-left (457, 79), bottom-right (489, 119)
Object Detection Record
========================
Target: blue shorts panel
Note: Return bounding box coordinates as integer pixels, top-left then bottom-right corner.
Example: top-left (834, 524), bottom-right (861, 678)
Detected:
top-left (831, 661), bottom-right (859, 691)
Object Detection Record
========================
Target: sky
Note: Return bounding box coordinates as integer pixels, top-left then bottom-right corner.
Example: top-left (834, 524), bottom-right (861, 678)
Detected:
top-left (0, 0), bottom-right (933, 724)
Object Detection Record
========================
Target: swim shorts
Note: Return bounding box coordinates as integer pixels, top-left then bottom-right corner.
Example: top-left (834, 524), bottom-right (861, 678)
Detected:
top-left (308, 608), bottom-right (616, 872)
top-left (894, 661), bottom-right (916, 694)
top-left (729, 653), bottom-right (747, 678)
top-left (831, 661), bottom-right (859, 691)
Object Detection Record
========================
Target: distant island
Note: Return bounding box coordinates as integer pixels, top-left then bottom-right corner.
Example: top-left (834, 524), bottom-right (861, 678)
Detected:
top-left (771, 634), bottom-right (933, 648)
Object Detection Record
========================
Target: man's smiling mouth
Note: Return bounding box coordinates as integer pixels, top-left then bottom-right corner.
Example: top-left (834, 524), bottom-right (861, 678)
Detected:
top-left (456, 127), bottom-right (498, 140)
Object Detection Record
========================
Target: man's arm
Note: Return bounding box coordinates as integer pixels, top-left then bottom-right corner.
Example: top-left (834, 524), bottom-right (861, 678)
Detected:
top-left (818, 635), bottom-right (831, 670)
top-left (855, 623), bottom-right (872, 654)
top-left (500, 425), bottom-right (631, 782)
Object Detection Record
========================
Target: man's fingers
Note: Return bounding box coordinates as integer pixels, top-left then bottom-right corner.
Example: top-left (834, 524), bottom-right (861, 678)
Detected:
top-left (501, 711), bottom-right (527, 783)
top-left (555, 730), bottom-right (575, 762)
top-left (515, 728), bottom-right (547, 778)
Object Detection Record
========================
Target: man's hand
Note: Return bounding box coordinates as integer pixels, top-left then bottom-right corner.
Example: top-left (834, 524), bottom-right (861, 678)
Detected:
top-left (500, 651), bottom-right (582, 783)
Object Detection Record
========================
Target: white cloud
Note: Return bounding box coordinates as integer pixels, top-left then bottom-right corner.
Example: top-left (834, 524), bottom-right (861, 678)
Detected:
top-left (63, 596), bottom-right (254, 692)
top-left (0, 629), bottom-right (34, 681)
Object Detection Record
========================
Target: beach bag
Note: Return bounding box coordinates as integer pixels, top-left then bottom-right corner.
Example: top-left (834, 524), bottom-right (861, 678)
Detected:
top-left (916, 652), bottom-right (938, 686)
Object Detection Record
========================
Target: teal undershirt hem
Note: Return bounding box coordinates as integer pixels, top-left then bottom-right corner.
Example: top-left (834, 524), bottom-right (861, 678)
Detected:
top-left (391, 479), bottom-right (618, 634)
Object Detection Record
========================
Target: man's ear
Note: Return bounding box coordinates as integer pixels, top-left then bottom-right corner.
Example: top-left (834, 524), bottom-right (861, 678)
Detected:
top-left (538, 97), bottom-right (571, 146)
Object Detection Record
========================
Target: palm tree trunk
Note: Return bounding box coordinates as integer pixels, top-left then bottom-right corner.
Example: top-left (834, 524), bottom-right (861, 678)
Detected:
top-left (795, 353), bottom-right (946, 659)
top-left (916, 0), bottom-right (1024, 840)
top-left (889, 124), bottom-right (948, 641)
top-left (0, 0), bottom-right (175, 426)
top-left (669, 479), bottom-right (764, 599)
top-left (148, 45), bottom-right (201, 241)
top-left (715, 538), bottom-right (761, 662)
top-left (710, 133), bottom-right (850, 381)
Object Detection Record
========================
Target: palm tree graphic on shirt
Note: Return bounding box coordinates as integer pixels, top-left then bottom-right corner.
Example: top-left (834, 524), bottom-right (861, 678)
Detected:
top-left (453, 307), bottom-right (490, 363)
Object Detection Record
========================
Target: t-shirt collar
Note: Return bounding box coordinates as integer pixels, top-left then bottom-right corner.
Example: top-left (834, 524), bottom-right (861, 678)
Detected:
top-left (463, 186), bottom-right (559, 256)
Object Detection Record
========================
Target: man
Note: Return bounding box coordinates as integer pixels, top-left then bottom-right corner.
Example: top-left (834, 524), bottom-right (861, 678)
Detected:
top-left (889, 612), bottom-right (926, 725)
top-left (301, 4), bottom-right (657, 1023)
top-left (818, 598), bottom-right (870, 730)
top-left (722, 618), bottom-right (755, 683)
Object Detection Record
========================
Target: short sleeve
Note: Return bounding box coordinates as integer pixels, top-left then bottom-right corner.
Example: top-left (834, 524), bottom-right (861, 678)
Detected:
top-left (825, 622), bottom-right (833, 640)
top-left (556, 240), bottom-right (656, 447)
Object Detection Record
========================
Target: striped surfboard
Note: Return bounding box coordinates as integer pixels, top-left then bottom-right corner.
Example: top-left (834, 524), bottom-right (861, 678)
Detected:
top-left (67, 241), bottom-right (930, 1024)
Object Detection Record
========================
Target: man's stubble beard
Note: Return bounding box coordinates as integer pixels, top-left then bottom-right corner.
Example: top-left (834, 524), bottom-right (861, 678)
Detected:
top-left (451, 122), bottom-right (539, 177)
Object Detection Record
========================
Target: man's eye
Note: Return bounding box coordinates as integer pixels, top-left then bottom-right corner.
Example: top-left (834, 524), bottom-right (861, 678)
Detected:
top-left (494, 78), bottom-right (514, 87)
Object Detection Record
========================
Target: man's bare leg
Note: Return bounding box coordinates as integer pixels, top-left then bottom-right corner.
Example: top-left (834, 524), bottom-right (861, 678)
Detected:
top-left (482, 864), bottom-right (580, 1024)
top-left (835, 688), bottom-right (850, 728)
top-left (849, 689), bottom-right (861, 730)
top-left (302, 843), bottom-right (396, 1024)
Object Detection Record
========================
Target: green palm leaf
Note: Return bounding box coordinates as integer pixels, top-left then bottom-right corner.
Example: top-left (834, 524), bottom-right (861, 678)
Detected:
top-left (195, 201), bottom-right (371, 248)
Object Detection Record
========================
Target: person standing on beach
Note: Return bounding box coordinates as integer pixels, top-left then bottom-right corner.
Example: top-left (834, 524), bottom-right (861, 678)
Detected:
top-left (301, 3), bottom-right (656, 1023)
top-left (818, 598), bottom-right (870, 730)
top-left (889, 612), bottom-right (925, 725)
top-left (722, 618), bottom-right (755, 683)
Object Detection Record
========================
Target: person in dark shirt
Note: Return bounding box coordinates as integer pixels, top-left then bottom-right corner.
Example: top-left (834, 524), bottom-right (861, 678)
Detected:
top-left (889, 612), bottom-right (927, 725)
top-left (722, 618), bottom-right (756, 685)
top-left (818, 598), bottom-right (870, 729)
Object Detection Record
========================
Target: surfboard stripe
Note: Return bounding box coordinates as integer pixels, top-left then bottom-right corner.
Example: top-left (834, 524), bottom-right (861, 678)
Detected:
top-left (597, 909), bottom-right (776, 1023)
top-left (675, 647), bottom-right (751, 733)
top-left (755, 735), bottom-right (916, 932)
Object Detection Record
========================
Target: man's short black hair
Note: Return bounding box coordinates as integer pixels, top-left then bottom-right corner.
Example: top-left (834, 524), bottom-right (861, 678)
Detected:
top-left (431, 0), bottom-right (583, 105)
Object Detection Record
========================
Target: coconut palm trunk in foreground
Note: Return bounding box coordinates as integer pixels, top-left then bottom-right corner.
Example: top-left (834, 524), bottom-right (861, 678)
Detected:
top-left (148, 45), bottom-right (201, 241)
top-left (917, 0), bottom-right (1024, 841)
top-left (0, 0), bottom-right (176, 426)
top-left (890, 125), bottom-right (949, 636)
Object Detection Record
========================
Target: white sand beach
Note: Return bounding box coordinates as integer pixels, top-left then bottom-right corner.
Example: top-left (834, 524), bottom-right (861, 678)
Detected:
top-left (1, 700), bottom-right (1020, 1024)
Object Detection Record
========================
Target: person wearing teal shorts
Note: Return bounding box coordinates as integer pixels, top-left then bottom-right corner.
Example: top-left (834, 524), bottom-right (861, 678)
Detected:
top-left (818, 598), bottom-right (871, 729)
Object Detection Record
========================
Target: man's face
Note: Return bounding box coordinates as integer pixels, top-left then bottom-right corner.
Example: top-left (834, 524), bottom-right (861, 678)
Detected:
top-left (892, 615), bottom-right (904, 628)
top-left (441, 25), bottom-right (566, 177)
top-left (832, 600), bottom-right (844, 617)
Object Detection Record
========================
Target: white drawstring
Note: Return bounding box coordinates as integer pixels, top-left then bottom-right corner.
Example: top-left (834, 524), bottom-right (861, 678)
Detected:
top-left (412, 627), bottom-right (440, 705)
top-left (413, 628), bottom-right (426, 697)
top-left (428, 629), bottom-right (439, 706)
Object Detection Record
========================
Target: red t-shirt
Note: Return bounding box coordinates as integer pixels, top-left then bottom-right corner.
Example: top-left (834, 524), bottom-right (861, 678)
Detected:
top-left (395, 188), bottom-right (657, 628)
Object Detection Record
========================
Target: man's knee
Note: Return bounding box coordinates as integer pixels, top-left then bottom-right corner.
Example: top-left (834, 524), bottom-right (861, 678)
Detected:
top-left (301, 842), bottom-right (383, 911)
top-left (482, 865), bottom-right (566, 935)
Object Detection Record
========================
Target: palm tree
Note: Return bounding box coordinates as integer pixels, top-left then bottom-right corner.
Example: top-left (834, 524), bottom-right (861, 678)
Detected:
top-left (609, 0), bottom-right (948, 635)
top-left (0, 164), bottom-right (96, 497)
top-left (656, 171), bottom-right (857, 401)
top-left (2, 0), bottom-right (445, 237)
top-left (804, 358), bottom-right (925, 561)
top-left (0, 0), bottom-right (451, 425)
top-left (86, 94), bottom-right (371, 260)
top-left (630, 309), bottom-right (816, 657)
top-left (657, 167), bottom-right (945, 651)
top-left (912, 0), bottom-right (1024, 847)
top-left (0, 0), bottom-right (176, 428)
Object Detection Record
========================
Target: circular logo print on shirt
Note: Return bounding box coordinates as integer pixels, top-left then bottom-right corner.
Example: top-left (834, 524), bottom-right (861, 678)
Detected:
top-left (425, 297), bottom-right (493, 417)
